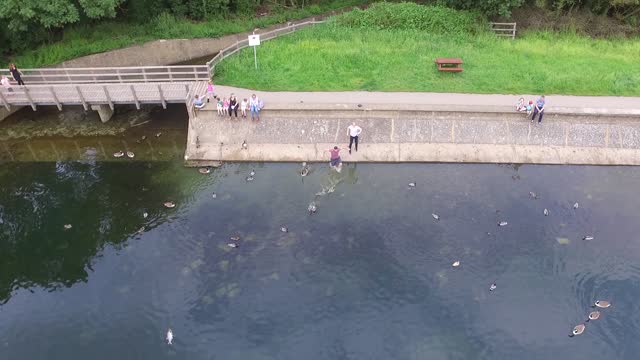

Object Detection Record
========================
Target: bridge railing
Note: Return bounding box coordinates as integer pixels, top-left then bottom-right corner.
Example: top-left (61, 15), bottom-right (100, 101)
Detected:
top-left (206, 19), bottom-right (326, 77)
top-left (0, 65), bottom-right (209, 85)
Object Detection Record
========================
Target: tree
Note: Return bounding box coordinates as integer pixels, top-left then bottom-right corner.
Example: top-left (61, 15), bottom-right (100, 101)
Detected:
top-left (0, 0), bottom-right (123, 33)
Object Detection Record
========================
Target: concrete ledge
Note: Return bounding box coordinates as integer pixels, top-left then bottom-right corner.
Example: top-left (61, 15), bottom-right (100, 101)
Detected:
top-left (187, 143), bottom-right (640, 166)
top-left (185, 110), bottom-right (640, 166)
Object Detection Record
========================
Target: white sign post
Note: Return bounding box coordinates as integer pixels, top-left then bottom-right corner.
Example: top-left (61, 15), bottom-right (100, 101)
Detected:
top-left (248, 33), bottom-right (261, 70)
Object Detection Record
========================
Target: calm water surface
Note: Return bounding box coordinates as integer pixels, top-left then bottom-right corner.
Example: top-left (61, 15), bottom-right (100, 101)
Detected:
top-left (1, 162), bottom-right (640, 360)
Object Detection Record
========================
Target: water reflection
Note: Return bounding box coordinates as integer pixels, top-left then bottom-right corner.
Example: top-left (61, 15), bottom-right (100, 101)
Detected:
top-left (1, 163), bottom-right (640, 360)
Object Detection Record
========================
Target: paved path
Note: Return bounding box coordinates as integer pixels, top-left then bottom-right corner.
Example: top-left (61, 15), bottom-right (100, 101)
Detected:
top-left (212, 85), bottom-right (640, 116)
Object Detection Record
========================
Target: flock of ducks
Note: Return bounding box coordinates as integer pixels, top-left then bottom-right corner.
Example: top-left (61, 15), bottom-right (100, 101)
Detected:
top-left (407, 182), bottom-right (609, 338)
top-left (112, 133), bottom-right (163, 159)
top-left (156, 166), bottom-right (612, 344)
top-left (570, 301), bottom-right (612, 337)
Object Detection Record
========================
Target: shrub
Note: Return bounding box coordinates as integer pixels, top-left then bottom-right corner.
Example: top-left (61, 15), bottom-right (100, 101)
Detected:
top-left (334, 2), bottom-right (487, 35)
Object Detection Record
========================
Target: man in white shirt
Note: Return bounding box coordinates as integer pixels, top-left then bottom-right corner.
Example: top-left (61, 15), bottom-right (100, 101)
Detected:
top-left (347, 123), bottom-right (362, 154)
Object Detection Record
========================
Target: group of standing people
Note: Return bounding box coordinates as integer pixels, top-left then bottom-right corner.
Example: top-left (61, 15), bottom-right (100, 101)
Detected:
top-left (1, 63), bottom-right (25, 92)
top-left (192, 80), bottom-right (264, 121)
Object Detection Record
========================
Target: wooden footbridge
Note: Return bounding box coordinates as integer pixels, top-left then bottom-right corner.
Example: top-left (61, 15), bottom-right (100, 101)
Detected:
top-left (0, 19), bottom-right (324, 122)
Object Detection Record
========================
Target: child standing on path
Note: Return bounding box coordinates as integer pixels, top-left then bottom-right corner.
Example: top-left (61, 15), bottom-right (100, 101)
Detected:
top-left (240, 98), bottom-right (248, 118)
top-left (531, 95), bottom-right (546, 123)
top-left (249, 94), bottom-right (262, 121)
top-left (8, 64), bottom-right (24, 85)
top-left (206, 81), bottom-right (215, 102)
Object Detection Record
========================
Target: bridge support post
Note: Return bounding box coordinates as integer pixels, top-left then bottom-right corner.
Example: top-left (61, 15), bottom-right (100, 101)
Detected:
top-left (91, 104), bottom-right (114, 123)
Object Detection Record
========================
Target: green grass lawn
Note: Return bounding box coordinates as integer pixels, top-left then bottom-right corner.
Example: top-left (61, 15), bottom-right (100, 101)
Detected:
top-left (214, 24), bottom-right (640, 96)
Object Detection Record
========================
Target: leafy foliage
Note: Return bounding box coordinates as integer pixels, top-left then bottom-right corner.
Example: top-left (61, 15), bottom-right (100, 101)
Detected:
top-left (437, 0), bottom-right (525, 17)
top-left (335, 2), bottom-right (487, 35)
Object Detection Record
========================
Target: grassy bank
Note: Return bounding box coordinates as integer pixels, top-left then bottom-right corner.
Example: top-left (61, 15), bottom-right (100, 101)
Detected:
top-left (3, 0), bottom-right (368, 68)
top-left (214, 23), bottom-right (640, 96)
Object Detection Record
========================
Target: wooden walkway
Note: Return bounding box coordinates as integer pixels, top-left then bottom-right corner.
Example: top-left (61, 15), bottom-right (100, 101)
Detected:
top-left (0, 19), bottom-right (324, 116)
top-left (0, 65), bottom-right (209, 111)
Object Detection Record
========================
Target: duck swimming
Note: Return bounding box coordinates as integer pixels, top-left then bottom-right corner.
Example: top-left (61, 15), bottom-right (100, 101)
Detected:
top-left (199, 168), bottom-right (210, 174)
top-left (281, 226), bottom-right (289, 233)
top-left (489, 283), bottom-right (497, 291)
top-left (498, 221), bottom-right (508, 227)
top-left (543, 208), bottom-right (549, 216)
top-left (452, 261), bottom-right (460, 267)
top-left (163, 202), bottom-right (176, 208)
top-left (573, 202), bottom-right (580, 209)
top-left (227, 243), bottom-right (238, 248)
top-left (63, 224), bottom-right (72, 230)
top-left (250, 169), bottom-right (256, 177)
top-left (113, 151), bottom-right (124, 158)
top-left (587, 311), bottom-right (600, 321)
top-left (126, 151), bottom-right (135, 159)
top-left (229, 235), bottom-right (241, 242)
top-left (432, 213), bottom-right (440, 220)
top-left (308, 201), bottom-right (317, 214)
top-left (569, 324), bottom-right (586, 337)
top-left (582, 235), bottom-right (594, 241)
top-left (408, 182), bottom-right (416, 188)
top-left (166, 328), bottom-right (173, 344)
top-left (594, 300), bottom-right (611, 308)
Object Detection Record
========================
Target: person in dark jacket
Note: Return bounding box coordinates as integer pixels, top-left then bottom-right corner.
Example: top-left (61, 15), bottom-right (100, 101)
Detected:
top-left (228, 94), bottom-right (238, 118)
top-left (9, 64), bottom-right (24, 85)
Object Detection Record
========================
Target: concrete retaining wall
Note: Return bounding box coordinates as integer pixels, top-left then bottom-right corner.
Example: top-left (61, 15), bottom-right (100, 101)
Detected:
top-left (185, 109), bottom-right (640, 165)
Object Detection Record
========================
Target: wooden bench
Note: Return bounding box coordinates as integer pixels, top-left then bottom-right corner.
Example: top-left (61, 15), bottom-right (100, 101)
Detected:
top-left (435, 58), bottom-right (463, 72)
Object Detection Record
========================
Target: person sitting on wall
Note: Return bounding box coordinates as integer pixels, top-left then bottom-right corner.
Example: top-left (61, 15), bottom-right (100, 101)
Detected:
top-left (193, 95), bottom-right (206, 110)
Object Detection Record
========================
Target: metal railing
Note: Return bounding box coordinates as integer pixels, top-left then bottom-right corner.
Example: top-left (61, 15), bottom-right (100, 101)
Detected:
top-left (489, 22), bottom-right (517, 39)
top-left (1, 82), bottom-right (195, 111)
top-left (206, 19), bottom-right (326, 77)
top-left (0, 65), bottom-right (209, 85)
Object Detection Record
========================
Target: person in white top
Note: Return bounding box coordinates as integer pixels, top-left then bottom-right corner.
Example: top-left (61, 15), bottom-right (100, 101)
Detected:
top-left (347, 123), bottom-right (362, 154)
top-left (1, 75), bottom-right (12, 92)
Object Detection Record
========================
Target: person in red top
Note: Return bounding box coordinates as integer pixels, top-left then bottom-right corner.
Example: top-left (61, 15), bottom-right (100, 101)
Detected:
top-left (328, 146), bottom-right (342, 169)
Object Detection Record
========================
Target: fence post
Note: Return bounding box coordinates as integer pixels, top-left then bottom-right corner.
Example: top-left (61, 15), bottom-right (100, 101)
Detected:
top-left (0, 90), bottom-right (10, 111)
top-left (102, 85), bottom-right (114, 110)
top-left (75, 86), bottom-right (88, 110)
top-left (24, 87), bottom-right (36, 111)
top-left (142, 68), bottom-right (148, 82)
top-left (157, 84), bottom-right (166, 109)
top-left (49, 87), bottom-right (62, 111)
top-left (130, 85), bottom-right (140, 109)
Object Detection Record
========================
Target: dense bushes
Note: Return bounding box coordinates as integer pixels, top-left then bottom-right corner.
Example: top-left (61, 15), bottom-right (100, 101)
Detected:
top-left (438, 0), bottom-right (525, 17)
top-left (335, 2), bottom-right (487, 35)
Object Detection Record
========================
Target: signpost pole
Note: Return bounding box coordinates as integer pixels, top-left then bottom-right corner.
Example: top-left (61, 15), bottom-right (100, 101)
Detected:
top-left (253, 46), bottom-right (257, 70)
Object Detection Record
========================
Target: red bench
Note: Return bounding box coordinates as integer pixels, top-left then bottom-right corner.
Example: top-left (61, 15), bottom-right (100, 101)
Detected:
top-left (435, 58), bottom-right (463, 72)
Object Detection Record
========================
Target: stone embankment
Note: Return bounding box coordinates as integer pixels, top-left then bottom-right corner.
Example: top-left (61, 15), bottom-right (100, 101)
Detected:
top-left (185, 86), bottom-right (640, 165)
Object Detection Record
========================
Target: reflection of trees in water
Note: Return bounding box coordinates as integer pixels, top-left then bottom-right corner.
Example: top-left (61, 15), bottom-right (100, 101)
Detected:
top-left (0, 161), bottom-right (200, 304)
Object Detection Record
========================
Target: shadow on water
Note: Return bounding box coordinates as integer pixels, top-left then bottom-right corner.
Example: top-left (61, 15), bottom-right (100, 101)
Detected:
top-left (0, 103), bottom-right (189, 162)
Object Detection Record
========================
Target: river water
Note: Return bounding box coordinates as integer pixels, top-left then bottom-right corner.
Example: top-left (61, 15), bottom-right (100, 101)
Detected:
top-left (1, 158), bottom-right (640, 359)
